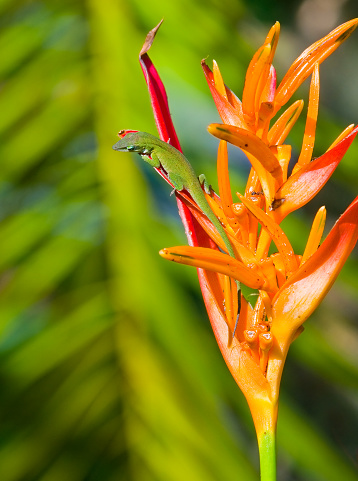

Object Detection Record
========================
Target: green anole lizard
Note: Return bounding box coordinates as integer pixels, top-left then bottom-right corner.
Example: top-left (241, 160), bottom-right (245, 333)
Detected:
top-left (113, 130), bottom-right (242, 333)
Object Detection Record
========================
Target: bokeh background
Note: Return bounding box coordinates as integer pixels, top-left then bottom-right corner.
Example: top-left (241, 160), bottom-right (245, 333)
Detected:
top-left (1, 0), bottom-right (358, 480)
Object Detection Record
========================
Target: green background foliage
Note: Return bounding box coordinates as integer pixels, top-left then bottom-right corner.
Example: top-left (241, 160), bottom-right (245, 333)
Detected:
top-left (0, 0), bottom-right (357, 480)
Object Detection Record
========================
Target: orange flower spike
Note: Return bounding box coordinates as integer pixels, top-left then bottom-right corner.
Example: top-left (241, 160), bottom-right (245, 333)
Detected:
top-left (137, 20), bottom-right (358, 481)
top-left (301, 206), bottom-right (326, 264)
top-left (237, 193), bottom-right (298, 276)
top-left (293, 63), bottom-right (320, 174)
top-left (159, 246), bottom-right (266, 289)
top-left (274, 19), bottom-right (358, 112)
top-left (267, 100), bottom-right (304, 146)
top-left (242, 44), bottom-right (272, 130)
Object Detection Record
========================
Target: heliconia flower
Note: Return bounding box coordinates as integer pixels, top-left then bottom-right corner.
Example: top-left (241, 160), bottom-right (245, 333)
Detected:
top-left (132, 19), bottom-right (358, 479)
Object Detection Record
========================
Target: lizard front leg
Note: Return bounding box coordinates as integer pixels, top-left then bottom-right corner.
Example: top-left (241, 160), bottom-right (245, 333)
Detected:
top-left (141, 150), bottom-right (161, 168)
top-left (198, 174), bottom-right (211, 194)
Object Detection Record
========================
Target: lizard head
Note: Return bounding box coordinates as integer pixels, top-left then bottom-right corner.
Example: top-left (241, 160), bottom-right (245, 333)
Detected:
top-left (112, 131), bottom-right (153, 156)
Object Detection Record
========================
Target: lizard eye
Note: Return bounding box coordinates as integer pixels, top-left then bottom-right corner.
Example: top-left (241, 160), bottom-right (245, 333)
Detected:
top-left (127, 145), bottom-right (136, 151)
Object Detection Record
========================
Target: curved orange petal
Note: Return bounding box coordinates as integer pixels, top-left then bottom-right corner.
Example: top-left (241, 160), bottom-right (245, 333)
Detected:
top-left (267, 100), bottom-right (304, 146)
top-left (272, 125), bottom-right (358, 220)
top-left (209, 124), bottom-right (283, 182)
top-left (274, 19), bottom-right (358, 111)
top-left (208, 123), bottom-right (283, 204)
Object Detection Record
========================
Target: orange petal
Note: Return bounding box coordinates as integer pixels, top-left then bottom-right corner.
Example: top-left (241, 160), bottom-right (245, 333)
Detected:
top-left (274, 19), bottom-right (358, 111)
top-left (294, 63), bottom-right (320, 171)
top-left (256, 22), bottom-right (280, 106)
top-left (272, 126), bottom-right (358, 220)
top-left (159, 246), bottom-right (266, 289)
top-left (267, 100), bottom-right (304, 146)
top-left (217, 140), bottom-right (235, 219)
top-left (208, 123), bottom-right (283, 203)
top-left (274, 144), bottom-right (292, 184)
top-left (242, 44), bottom-right (272, 128)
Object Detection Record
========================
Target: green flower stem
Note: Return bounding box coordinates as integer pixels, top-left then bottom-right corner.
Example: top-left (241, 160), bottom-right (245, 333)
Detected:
top-left (258, 429), bottom-right (276, 481)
